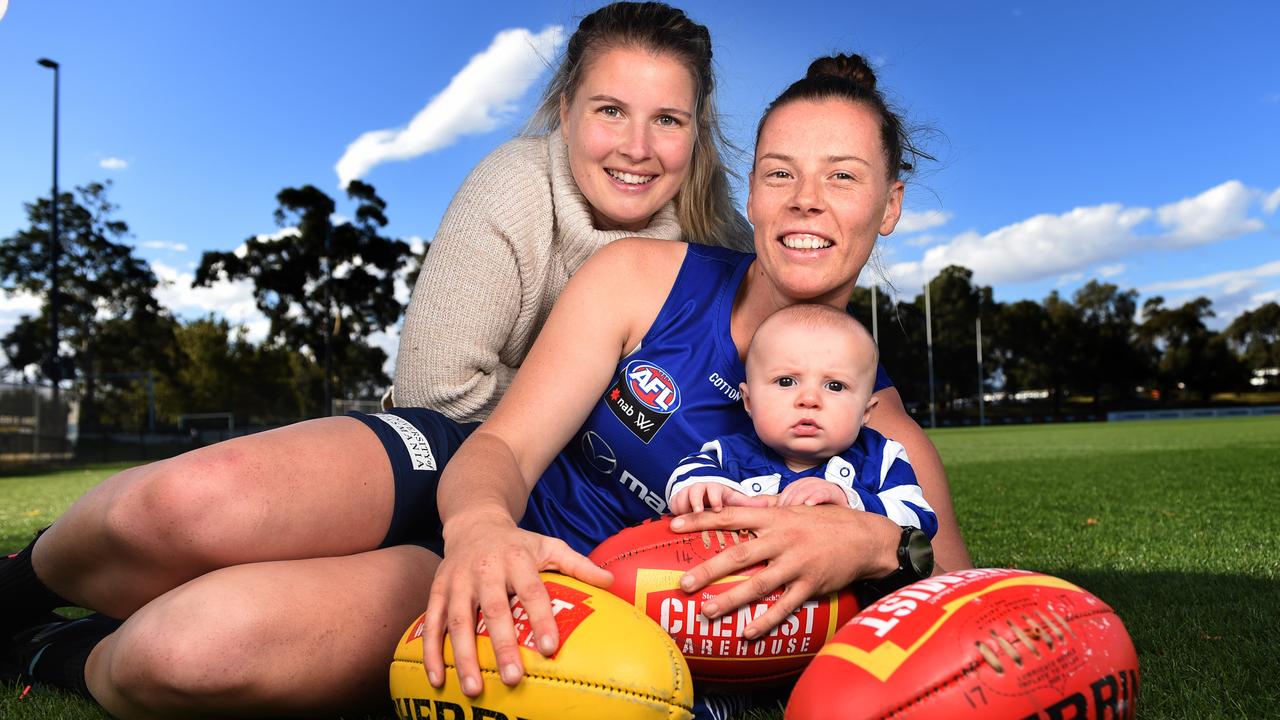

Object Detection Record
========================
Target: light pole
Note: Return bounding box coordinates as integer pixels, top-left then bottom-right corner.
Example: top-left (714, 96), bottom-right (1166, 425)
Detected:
top-left (37, 57), bottom-right (62, 403)
top-left (976, 316), bottom-right (985, 426)
top-left (323, 223), bottom-right (333, 417)
top-left (924, 280), bottom-right (936, 429)
top-left (870, 284), bottom-right (879, 344)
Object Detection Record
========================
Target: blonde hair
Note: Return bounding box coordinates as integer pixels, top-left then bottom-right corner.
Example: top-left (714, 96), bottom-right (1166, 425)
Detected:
top-left (525, 2), bottom-right (751, 250)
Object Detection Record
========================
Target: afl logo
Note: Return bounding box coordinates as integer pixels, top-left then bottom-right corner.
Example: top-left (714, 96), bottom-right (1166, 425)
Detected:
top-left (624, 360), bottom-right (681, 413)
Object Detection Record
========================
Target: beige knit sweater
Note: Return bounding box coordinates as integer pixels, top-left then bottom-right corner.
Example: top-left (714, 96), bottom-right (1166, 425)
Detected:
top-left (393, 133), bottom-right (694, 422)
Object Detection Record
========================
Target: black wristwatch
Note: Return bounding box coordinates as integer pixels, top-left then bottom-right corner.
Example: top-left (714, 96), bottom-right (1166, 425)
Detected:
top-left (854, 526), bottom-right (935, 605)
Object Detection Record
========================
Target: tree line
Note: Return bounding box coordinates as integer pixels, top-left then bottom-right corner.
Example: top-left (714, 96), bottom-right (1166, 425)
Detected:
top-left (3, 183), bottom-right (1277, 432)
top-left (0, 181), bottom-right (416, 431)
top-left (850, 266), bottom-right (1279, 422)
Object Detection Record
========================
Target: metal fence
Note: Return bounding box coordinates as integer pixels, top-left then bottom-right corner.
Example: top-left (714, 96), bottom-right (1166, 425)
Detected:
top-left (0, 383), bottom-right (73, 467)
top-left (0, 389), bottom-right (392, 471)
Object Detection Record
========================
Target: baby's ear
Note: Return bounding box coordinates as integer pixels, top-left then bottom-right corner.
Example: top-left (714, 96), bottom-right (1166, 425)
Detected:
top-left (739, 382), bottom-right (751, 415)
top-left (862, 394), bottom-right (880, 425)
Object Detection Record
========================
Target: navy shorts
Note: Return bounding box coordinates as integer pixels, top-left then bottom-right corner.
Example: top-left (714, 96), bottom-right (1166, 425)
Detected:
top-left (347, 407), bottom-right (479, 555)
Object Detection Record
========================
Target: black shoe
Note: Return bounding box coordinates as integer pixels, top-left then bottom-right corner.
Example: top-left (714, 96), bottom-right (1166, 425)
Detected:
top-left (0, 609), bottom-right (66, 683)
top-left (2, 614), bottom-right (122, 685)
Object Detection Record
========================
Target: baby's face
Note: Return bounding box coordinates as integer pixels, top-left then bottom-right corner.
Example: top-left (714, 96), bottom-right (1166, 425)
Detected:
top-left (740, 319), bottom-right (877, 471)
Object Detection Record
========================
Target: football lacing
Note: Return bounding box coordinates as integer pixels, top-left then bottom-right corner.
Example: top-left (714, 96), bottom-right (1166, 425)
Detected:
top-left (1038, 610), bottom-right (1067, 643)
top-left (974, 639), bottom-right (1005, 673)
top-left (1024, 612), bottom-right (1054, 650)
top-left (1050, 609), bottom-right (1078, 639)
top-left (1007, 619), bottom-right (1042, 659)
top-left (976, 611), bottom-right (1071, 674)
top-left (990, 630), bottom-right (1022, 666)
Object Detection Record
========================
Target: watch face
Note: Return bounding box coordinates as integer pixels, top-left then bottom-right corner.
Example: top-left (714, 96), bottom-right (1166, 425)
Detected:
top-left (906, 528), bottom-right (935, 577)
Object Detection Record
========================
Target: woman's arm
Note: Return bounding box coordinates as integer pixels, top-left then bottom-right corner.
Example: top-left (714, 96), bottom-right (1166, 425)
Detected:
top-left (864, 387), bottom-right (973, 574)
top-left (393, 140), bottom-right (549, 421)
top-left (393, 232), bottom-right (521, 420)
top-left (422, 238), bottom-right (686, 695)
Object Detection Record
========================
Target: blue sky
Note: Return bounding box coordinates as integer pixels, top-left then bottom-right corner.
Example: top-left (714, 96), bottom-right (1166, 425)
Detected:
top-left (2, 1), bottom-right (1277, 373)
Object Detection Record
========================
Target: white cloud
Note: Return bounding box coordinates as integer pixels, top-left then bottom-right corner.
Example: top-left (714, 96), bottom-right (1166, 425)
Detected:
top-left (1264, 187), bottom-right (1280, 214)
top-left (0, 291), bottom-right (41, 314)
top-left (1098, 264), bottom-right (1126, 278)
top-left (887, 179), bottom-right (1273, 289)
top-left (1140, 259), bottom-right (1280, 295)
top-left (367, 327), bottom-right (401, 377)
top-left (903, 233), bottom-right (942, 248)
top-left (99, 157), bottom-right (128, 170)
top-left (148, 229), bottom-right (424, 374)
top-left (1155, 180), bottom-right (1263, 245)
top-left (1138, 260), bottom-right (1280, 326)
top-left (2, 253), bottom-right (407, 377)
top-left (256, 227), bottom-right (300, 243)
top-left (0, 292), bottom-right (42, 358)
top-left (1055, 272), bottom-right (1085, 288)
top-left (896, 209), bottom-right (952, 235)
top-left (242, 228), bottom-right (299, 257)
top-left (335, 25), bottom-right (565, 188)
top-left (141, 240), bottom-right (189, 253)
top-left (151, 261), bottom-right (268, 343)
top-left (889, 203), bottom-right (1151, 288)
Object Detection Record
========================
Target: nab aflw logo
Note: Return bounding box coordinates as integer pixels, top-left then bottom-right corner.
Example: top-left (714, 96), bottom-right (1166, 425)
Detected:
top-left (625, 360), bottom-right (681, 413)
top-left (607, 359), bottom-right (682, 444)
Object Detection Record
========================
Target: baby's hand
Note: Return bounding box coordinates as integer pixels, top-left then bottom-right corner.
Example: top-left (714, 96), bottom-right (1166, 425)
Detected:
top-left (671, 482), bottom-right (750, 514)
top-left (776, 477), bottom-right (850, 508)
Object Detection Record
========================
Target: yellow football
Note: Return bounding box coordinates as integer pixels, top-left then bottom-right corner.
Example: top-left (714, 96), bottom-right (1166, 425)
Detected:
top-left (390, 572), bottom-right (694, 720)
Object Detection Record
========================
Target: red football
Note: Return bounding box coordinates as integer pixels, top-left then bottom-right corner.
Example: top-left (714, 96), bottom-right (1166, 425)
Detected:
top-left (588, 516), bottom-right (861, 688)
top-left (786, 568), bottom-right (1140, 719)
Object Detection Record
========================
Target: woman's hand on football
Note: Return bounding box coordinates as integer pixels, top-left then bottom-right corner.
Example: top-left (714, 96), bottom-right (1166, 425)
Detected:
top-left (421, 512), bottom-right (613, 697)
top-left (670, 504), bottom-right (899, 638)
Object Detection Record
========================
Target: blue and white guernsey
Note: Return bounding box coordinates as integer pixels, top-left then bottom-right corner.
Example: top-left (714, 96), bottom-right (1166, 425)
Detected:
top-left (664, 429), bottom-right (938, 539)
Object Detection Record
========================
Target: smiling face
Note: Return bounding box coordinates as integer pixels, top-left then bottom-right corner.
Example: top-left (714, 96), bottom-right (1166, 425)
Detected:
top-left (747, 98), bottom-right (905, 305)
top-left (740, 309), bottom-right (879, 471)
top-left (559, 46), bottom-right (697, 232)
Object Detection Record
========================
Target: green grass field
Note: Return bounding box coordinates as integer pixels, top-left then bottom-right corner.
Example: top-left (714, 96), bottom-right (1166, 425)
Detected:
top-left (3, 417), bottom-right (1278, 719)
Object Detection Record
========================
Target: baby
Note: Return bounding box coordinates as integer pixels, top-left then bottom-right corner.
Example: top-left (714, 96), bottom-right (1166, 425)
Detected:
top-left (666, 304), bottom-right (937, 537)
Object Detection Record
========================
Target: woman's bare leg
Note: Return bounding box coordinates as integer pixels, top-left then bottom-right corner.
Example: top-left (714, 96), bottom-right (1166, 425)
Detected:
top-left (33, 417), bottom-right (397, 617)
top-left (86, 545), bottom-right (439, 719)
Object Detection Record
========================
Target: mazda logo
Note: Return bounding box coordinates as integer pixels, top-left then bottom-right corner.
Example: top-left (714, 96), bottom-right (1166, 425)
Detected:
top-left (581, 431), bottom-right (616, 475)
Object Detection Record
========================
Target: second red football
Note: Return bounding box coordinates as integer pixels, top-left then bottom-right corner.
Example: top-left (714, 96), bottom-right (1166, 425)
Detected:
top-left (588, 516), bottom-right (860, 688)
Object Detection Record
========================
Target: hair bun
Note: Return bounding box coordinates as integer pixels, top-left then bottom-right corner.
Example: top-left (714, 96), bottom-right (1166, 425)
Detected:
top-left (805, 54), bottom-right (876, 91)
